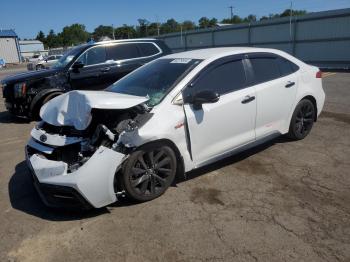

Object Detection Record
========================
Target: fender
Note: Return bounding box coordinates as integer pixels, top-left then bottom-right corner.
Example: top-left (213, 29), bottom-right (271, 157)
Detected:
top-left (30, 88), bottom-right (64, 114)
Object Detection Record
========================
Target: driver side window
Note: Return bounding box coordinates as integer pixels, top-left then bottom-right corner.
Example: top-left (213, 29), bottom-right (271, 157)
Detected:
top-left (193, 59), bottom-right (247, 95)
top-left (77, 46), bottom-right (107, 66)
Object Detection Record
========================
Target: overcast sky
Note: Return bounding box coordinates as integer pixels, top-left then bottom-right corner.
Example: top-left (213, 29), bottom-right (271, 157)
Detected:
top-left (1, 0), bottom-right (349, 39)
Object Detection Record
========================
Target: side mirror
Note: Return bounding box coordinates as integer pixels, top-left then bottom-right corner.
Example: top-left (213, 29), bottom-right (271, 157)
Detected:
top-left (72, 61), bottom-right (84, 72)
top-left (186, 90), bottom-right (220, 110)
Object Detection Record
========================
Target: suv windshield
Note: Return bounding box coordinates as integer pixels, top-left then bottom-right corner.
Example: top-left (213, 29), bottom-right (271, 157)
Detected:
top-left (52, 46), bottom-right (86, 69)
top-left (107, 58), bottom-right (201, 107)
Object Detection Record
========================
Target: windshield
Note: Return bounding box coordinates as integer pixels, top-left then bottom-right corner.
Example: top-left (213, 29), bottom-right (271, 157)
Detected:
top-left (33, 55), bottom-right (40, 58)
top-left (107, 58), bottom-right (201, 107)
top-left (52, 46), bottom-right (86, 69)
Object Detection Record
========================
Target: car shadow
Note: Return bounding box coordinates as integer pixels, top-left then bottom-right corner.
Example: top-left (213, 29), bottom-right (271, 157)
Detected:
top-left (9, 136), bottom-right (292, 221)
top-left (176, 135), bottom-right (292, 184)
top-left (0, 110), bottom-right (31, 124)
top-left (8, 161), bottom-right (110, 221)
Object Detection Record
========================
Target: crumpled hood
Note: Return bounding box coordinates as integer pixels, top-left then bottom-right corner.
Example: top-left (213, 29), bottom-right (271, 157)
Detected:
top-left (40, 90), bottom-right (148, 130)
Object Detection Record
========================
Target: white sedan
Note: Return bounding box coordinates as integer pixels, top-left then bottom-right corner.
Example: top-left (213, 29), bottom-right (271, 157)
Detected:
top-left (27, 55), bottom-right (63, 70)
top-left (25, 47), bottom-right (325, 209)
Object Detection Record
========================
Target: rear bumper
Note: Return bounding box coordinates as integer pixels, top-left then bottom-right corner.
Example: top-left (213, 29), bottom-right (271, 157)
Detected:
top-left (25, 140), bottom-right (126, 209)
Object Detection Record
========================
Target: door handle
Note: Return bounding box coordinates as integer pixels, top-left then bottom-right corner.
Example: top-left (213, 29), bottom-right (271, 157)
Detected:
top-left (241, 95), bottom-right (255, 104)
top-left (100, 67), bottom-right (111, 72)
top-left (285, 81), bottom-right (295, 88)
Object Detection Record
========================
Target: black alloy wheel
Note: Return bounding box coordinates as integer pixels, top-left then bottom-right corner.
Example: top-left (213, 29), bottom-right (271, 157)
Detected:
top-left (287, 99), bottom-right (315, 140)
top-left (121, 144), bottom-right (177, 202)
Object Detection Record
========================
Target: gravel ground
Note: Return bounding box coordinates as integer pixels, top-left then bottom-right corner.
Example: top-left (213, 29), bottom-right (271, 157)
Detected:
top-left (0, 70), bottom-right (349, 262)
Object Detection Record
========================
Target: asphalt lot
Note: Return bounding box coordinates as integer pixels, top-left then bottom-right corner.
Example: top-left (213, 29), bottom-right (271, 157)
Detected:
top-left (0, 69), bottom-right (349, 262)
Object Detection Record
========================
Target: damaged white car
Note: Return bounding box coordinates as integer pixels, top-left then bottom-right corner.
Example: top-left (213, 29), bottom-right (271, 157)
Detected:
top-left (25, 47), bottom-right (325, 209)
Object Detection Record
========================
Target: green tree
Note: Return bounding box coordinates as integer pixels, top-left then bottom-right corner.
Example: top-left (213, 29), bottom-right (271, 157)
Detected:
top-left (46, 29), bottom-right (62, 48)
top-left (221, 15), bottom-right (243, 24)
top-left (36, 30), bottom-right (46, 43)
top-left (147, 22), bottom-right (160, 36)
top-left (243, 14), bottom-right (257, 23)
top-left (199, 17), bottom-right (218, 28)
top-left (93, 25), bottom-right (114, 40)
top-left (60, 23), bottom-right (90, 46)
top-left (199, 17), bottom-right (210, 28)
top-left (160, 19), bottom-right (180, 34)
top-left (137, 19), bottom-right (150, 37)
top-left (115, 24), bottom-right (137, 39)
top-left (280, 9), bottom-right (307, 17)
top-left (181, 20), bottom-right (196, 31)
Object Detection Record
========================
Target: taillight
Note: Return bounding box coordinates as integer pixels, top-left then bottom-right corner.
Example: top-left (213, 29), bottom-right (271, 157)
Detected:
top-left (316, 71), bottom-right (322, 78)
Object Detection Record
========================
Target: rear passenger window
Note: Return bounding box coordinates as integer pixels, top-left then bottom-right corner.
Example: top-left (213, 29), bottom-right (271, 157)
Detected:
top-left (106, 43), bottom-right (140, 61)
top-left (249, 56), bottom-right (281, 84)
top-left (277, 57), bottom-right (299, 76)
top-left (193, 59), bottom-right (247, 95)
top-left (138, 43), bottom-right (160, 56)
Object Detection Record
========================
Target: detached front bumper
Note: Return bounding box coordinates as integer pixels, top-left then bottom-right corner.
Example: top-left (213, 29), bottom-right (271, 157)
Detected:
top-left (26, 139), bottom-right (126, 209)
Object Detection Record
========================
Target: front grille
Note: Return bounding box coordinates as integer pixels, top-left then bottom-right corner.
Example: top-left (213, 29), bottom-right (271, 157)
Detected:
top-left (27, 142), bottom-right (81, 166)
top-left (39, 122), bottom-right (86, 137)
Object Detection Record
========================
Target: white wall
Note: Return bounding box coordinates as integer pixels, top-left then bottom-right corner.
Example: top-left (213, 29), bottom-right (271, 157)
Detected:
top-left (0, 38), bottom-right (20, 63)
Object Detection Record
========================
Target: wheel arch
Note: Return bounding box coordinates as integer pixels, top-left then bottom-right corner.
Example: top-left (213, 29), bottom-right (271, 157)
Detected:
top-left (137, 139), bottom-right (185, 180)
top-left (29, 88), bottom-right (64, 118)
top-left (300, 95), bottom-right (318, 121)
top-left (114, 138), bottom-right (185, 196)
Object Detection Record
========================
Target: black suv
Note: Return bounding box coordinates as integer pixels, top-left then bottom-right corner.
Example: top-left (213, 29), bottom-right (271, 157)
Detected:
top-left (1, 39), bottom-right (171, 119)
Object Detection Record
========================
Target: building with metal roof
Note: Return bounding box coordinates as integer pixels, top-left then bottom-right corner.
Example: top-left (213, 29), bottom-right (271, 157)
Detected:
top-left (0, 29), bottom-right (21, 63)
top-left (19, 40), bottom-right (47, 59)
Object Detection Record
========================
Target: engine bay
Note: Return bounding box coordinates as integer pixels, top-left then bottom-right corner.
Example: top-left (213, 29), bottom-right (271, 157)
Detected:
top-left (31, 104), bottom-right (153, 173)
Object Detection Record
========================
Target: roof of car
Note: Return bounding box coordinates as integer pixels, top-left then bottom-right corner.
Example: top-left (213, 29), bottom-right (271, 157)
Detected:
top-left (92, 38), bottom-right (158, 45)
top-left (164, 47), bottom-right (280, 60)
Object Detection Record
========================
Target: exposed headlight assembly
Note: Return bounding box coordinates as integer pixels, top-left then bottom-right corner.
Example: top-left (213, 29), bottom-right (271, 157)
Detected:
top-left (14, 82), bottom-right (27, 98)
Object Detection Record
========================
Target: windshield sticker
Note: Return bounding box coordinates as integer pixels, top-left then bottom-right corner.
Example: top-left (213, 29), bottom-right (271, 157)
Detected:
top-left (171, 58), bottom-right (192, 64)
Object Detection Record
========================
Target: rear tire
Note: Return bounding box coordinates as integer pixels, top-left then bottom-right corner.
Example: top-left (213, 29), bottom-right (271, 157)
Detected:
top-left (287, 99), bottom-right (315, 140)
top-left (121, 143), bottom-right (177, 202)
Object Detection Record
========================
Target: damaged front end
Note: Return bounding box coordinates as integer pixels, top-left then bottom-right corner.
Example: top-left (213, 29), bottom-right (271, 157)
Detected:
top-left (26, 91), bottom-right (152, 209)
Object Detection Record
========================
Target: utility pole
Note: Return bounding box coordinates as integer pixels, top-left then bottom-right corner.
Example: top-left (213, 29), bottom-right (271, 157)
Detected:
top-left (180, 24), bottom-right (183, 46)
top-left (112, 24), bottom-right (115, 40)
top-left (155, 15), bottom-right (160, 36)
top-left (289, 1), bottom-right (293, 40)
top-left (228, 6), bottom-right (234, 21)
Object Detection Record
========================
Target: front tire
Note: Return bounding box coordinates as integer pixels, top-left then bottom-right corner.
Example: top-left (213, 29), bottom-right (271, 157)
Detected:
top-left (287, 99), bottom-right (315, 140)
top-left (121, 143), bottom-right (177, 202)
top-left (36, 64), bottom-right (45, 70)
top-left (32, 92), bottom-right (62, 120)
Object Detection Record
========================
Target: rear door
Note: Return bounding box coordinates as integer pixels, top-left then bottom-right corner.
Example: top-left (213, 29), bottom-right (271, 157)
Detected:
top-left (183, 55), bottom-right (256, 165)
top-left (246, 53), bottom-right (299, 138)
top-left (104, 43), bottom-right (143, 86)
top-left (69, 45), bottom-right (110, 90)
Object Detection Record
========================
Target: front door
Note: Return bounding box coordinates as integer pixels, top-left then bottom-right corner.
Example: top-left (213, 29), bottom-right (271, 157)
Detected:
top-left (183, 56), bottom-right (256, 166)
top-left (69, 45), bottom-right (110, 90)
